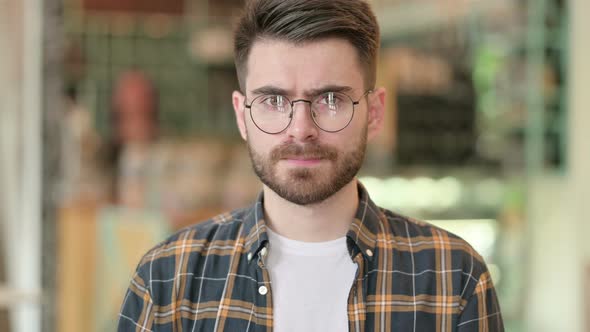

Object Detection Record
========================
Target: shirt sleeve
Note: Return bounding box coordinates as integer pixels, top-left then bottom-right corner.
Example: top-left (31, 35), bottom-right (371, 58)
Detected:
top-left (117, 270), bottom-right (155, 331)
top-left (457, 270), bottom-right (504, 332)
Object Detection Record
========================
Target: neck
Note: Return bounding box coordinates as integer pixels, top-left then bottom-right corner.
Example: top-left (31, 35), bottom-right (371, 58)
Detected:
top-left (262, 179), bottom-right (359, 242)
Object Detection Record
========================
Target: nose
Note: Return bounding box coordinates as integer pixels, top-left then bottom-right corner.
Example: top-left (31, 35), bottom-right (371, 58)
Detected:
top-left (285, 100), bottom-right (319, 141)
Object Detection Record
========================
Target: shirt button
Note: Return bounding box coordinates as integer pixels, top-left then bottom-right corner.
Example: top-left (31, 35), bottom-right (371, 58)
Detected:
top-left (366, 249), bottom-right (373, 257)
top-left (247, 253), bottom-right (253, 261)
top-left (260, 247), bottom-right (268, 257)
top-left (258, 286), bottom-right (268, 295)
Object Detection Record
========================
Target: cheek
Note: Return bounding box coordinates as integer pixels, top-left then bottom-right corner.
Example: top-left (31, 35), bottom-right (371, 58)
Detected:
top-left (246, 127), bottom-right (276, 154)
top-left (335, 115), bottom-right (367, 141)
top-left (351, 112), bottom-right (369, 138)
top-left (352, 108), bottom-right (369, 127)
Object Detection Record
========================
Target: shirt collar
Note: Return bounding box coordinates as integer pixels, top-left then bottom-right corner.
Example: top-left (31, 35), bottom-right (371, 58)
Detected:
top-left (346, 182), bottom-right (380, 262)
top-left (242, 192), bottom-right (270, 263)
top-left (242, 181), bottom-right (381, 263)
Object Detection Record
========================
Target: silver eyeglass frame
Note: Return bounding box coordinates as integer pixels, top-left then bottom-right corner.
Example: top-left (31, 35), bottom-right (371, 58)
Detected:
top-left (243, 90), bottom-right (373, 134)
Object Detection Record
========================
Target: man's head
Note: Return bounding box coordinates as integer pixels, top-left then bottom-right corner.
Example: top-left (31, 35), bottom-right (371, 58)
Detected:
top-left (234, 0), bottom-right (380, 92)
top-left (112, 70), bottom-right (158, 144)
top-left (232, 0), bottom-right (385, 206)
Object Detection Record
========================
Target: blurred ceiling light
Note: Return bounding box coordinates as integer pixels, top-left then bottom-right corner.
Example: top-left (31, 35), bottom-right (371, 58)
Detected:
top-left (360, 176), bottom-right (389, 208)
top-left (383, 177), bottom-right (410, 209)
top-left (359, 175), bottom-right (463, 211)
top-left (411, 177), bottom-right (437, 209)
top-left (428, 219), bottom-right (497, 259)
top-left (436, 176), bottom-right (462, 209)
top-left (474, 178), bottom-right (504, 207)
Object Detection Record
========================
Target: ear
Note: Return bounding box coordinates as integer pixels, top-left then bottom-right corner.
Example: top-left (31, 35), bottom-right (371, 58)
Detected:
top-left (232, 90), bottom-right (248, 141)
top-left (366, 87), bottom-right (385, 142)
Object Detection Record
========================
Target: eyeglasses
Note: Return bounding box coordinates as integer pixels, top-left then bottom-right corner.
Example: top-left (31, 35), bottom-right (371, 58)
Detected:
top-left (244, 90), bottom-right (372, 134)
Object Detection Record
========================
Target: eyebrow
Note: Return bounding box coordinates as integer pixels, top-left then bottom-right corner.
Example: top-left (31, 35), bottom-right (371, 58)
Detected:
top-left (250, 85), bottom-right (289, 96)
top-left (250, 84), bottom-right (354, 98)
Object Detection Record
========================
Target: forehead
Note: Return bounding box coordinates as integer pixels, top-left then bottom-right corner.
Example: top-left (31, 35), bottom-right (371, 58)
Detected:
top-left (245, 38), bottom-right (364, 95)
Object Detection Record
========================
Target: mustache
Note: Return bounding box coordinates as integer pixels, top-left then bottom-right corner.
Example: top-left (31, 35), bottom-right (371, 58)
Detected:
top-left (270, 143), bottom-right (338, 162)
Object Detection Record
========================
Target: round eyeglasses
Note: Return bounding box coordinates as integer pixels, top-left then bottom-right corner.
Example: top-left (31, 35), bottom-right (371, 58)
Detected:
top-left (244, 90), bottom-right (372, 134)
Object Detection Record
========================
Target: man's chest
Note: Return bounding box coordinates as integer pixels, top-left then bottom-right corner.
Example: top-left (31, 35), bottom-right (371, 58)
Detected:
top-left (265, 247), bottom-right (358, 331)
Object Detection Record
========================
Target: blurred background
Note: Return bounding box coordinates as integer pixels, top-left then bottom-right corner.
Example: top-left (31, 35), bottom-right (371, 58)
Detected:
top-left (0, 0), bottom-right (588, 331)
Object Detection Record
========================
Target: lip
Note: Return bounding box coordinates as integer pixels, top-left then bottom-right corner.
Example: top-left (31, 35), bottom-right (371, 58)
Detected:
top-left (282, 157), bottom-right (323, 166)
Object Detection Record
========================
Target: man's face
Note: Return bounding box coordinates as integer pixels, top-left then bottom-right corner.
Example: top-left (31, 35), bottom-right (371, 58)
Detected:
top-left (232, 38), bottom-right (384, 205)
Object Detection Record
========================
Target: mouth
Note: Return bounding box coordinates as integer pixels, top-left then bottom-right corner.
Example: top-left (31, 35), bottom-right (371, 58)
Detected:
top-left (281, 155), bottom-right (324, 166)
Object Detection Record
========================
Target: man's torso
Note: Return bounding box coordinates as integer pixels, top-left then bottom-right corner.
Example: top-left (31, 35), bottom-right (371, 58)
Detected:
top-left (118, 187), bottom-right (503, 331)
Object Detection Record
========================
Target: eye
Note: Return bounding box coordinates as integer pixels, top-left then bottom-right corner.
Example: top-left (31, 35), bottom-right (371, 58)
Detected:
top-left (314, 92), bottom-right (344, 115)
top-left (262, 95), bottom-right (286, 107)
top-left (317, 92), bottom-right (342, 107)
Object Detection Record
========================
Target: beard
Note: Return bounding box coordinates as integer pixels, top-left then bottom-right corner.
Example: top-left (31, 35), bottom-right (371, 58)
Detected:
top-left (246, 127), bottom-right (367, 205)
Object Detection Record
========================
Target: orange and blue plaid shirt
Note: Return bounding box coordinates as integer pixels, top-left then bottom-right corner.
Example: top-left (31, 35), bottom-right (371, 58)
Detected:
top-left (118, 183), bottom-right (503, 331)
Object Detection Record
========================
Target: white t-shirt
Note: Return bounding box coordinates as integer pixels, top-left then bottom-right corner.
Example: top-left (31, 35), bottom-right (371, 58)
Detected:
top-left (266, 228), bottom-right (358, 332)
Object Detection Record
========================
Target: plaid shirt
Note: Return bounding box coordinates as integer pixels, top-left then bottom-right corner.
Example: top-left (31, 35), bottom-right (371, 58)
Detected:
top-left (118, 183), bottom-right (503, 331)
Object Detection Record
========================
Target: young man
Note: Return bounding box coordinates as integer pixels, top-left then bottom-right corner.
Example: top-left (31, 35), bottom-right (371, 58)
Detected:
top-left (118, 0), bottom-right (504, 331)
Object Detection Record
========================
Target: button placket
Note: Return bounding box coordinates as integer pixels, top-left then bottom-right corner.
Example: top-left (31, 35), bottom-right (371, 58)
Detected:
top-left (256, 245), bottom-right (271, 297)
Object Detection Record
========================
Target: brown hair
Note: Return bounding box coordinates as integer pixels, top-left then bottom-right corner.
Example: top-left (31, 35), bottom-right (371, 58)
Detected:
top-left (233, 0), bottom-right (380, 91)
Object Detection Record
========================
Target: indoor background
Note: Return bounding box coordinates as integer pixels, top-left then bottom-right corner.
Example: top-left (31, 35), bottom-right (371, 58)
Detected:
top-left (0, 0), bottom-right (588, 331)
